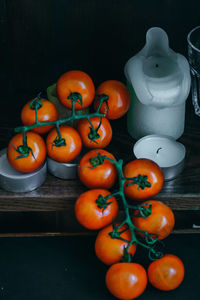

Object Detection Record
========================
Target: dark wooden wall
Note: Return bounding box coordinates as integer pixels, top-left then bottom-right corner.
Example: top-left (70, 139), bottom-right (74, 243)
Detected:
top-left (0, 0), bottom-right (199, 120)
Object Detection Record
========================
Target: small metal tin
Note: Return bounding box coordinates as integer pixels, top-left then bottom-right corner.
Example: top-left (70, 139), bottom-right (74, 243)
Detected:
top-left (47, 156), bottom-right (80, 179)
top-left (160, 159), bottom-right (185, 181)
top-left (133, 135), bottom-right (186, 181)
top-left (0, 148), bottom-right (47, 193)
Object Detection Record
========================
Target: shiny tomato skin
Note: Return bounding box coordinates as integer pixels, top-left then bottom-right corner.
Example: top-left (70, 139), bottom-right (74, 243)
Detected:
top-left (148, 254), bottom-right (185, 291)
top-left (46, 125), bottom-right (82, 163)
top-left (74, 189), bottom-right (118, 230)
top-left (133, 200), bottom-right (175, 240)
top-left (123, 159), bottom-right (164, 201)
top-left (77, 116), bottom-right (112, 149)
top-left (21, 98), bottom-right (58, 134)
top-left (95, 224), bottom-right (136, 265)
top-left (94, 80), bottom-right (130, 120)
top-left (56, 70), bottom-right (95, 110)
top-left (7, 131), bottom-right (46, 173)
top-left (78, 149), bottom-right (117, 189)
top-left (106, 262), bottom-right (147, 300)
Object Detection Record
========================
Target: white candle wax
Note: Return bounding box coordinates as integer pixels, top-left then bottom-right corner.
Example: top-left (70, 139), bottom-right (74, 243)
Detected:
top-left (133, 135), bottom-right (185, 180)
top-left (124, 27), bottom-right (191, 140)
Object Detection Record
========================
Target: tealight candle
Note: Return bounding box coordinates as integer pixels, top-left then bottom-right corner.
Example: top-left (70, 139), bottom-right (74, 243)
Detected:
top-left (133, 135), bottom-right (186, 181)
top-left (0, 148), bottom-right (47, 192)
top-left (47, 155), bottom-right (80, 179)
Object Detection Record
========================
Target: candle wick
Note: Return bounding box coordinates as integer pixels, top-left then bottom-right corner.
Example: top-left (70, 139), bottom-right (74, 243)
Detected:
top-left (156, 147), bottom-right (162, 154)
top-left (155, 64), bottom-right (159, 68)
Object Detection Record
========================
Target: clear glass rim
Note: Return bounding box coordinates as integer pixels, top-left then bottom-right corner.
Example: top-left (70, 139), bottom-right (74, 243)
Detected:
top-left (187, 25), bottom-right (200, 53)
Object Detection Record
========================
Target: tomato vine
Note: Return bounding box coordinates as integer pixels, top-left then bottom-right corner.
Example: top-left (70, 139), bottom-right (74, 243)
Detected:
top-left (90, 153), bottom-right (164, 261)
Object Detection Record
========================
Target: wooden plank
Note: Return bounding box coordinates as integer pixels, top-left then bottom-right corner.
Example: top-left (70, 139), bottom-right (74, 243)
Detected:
top-left (0, 108), bottom-right (200, 212)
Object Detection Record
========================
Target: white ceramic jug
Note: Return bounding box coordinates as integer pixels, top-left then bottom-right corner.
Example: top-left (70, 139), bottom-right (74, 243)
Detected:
top-left (124, 27), bottom-right (191, 140)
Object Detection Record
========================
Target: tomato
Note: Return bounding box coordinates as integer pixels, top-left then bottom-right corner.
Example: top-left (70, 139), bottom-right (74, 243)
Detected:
top-left (94, 80), bottom-right (130, 120)
top-left (123, 159), bottom-right (164, 200)
top-left (77, 116), bottom-right (112, 149)
top-left (46, 125), bottom-right (82, 163)
top-left (56, 70), bottom-right (95, 110)
top-left (78, 149), bottom-right (117, 189)
top-left (148, 254), bottom-right (185, 291)
top-left (95, 223), bottom-right (136, 265)
top-left (74, 189), bottom-right (118, 230)
top-left (7, 131), bottom-right (46, 173)
top-left (133, 200), bottom-right (175, 240)
top-left (21, 97), bottom-right (58, 134)
top-left (106, 262), bottom-right (147, 300)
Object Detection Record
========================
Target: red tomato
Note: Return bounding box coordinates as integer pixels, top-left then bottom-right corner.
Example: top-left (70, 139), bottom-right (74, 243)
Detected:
top-left (106, 262), bottom-right (147, 300)
top-left (77, 116), bottom-right (112, 149)
top-left (78, 149), bottom-right (117, 189)
top-left (148, 254), bottom-right (185, 291)
top-left (94, 80), bottom-right (130, 119)
top-left (74, 189), bottom-right (118, 230)
top-left (46, 125), bottom-right (82, 163)
top-left (21, 98), bottom-right (58, 134)
top-left (56, 70), bottom-right (95, 110)
top-left (133, 200), bottom-right (175, 240)
top-left (95, 224), bottom-right (136, 265)
top-left (123, 159), bottom-right (164, 200)
top-left (7, 131), bottom-right (46, 173)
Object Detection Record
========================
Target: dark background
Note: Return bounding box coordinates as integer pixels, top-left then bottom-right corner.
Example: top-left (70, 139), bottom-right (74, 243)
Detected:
top-left (0, 0), bottom-right (200, 123)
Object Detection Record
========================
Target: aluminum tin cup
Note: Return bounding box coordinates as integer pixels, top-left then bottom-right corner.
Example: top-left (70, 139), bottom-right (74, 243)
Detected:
top-left (0, 148), bottom-right (47, 192)
top-left (133, 135), bottom-right (186, 181)
top-left (47, 156), bottom-right (80, 179)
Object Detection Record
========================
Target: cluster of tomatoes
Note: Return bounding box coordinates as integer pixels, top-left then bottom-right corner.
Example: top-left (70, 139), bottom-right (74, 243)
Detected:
top-left (6, 69), bottom-right (185, 299)
top-left (6, 70), bottom-right (130, 173)
top-left (75, 154), bottom-right (184, 299)
top-left (75, 154), bottom-right (185, 299)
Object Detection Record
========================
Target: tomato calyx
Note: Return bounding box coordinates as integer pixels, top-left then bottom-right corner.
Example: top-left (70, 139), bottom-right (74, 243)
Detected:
top-left (30, 93), bottom-right (43, 110)
top-left (96, 93), bottom-right (109, 111)
top-left (88, 153), bottom-right (105, 168)
top-left (88, 117), bottom-right (102, 144)
top-left (51, 136), bottom-right (66, 148)
top-left (148, 247), bottom-right (163, 261)
top-left (96, 194), bottom-right (112, 212)
top-left (126, 174), bottom-right (151, 190)
top-left (67, 91), bottom-right (83, 107)
top-left (120, 247), bottom-right (134, 263)
top-left (133, 203), bottom-right (152, 219)
top-left (11, 142), bottom-right (35, 160)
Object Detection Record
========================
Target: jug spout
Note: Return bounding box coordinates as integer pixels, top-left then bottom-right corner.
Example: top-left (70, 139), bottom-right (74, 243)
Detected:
top-left (124, 27), bottom-right (191, 109)
top-left (143, 27), bottom-right (171, 57)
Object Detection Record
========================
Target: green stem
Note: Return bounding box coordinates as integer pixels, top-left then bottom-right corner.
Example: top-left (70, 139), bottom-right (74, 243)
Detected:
top-left (56, 123), bottom-right (62, 140)
top-left (100, 155), bottom-right (163, 261)
top-left (14, 111), bottom-right (105, 133)
top-left (96, 93), bottom-right (109, 113)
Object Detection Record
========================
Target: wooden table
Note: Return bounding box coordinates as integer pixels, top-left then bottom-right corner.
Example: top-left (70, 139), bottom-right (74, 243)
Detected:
top-left (0, 103), bottom-right (200, 236)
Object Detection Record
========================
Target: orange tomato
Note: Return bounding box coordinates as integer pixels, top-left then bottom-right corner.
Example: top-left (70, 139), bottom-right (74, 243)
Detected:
top-left (46, 125), bottom-right (82, 163)
top-left (123, 159), bottom-right (164, 201)
top-left (78, 149), bottom-right (117, 189)
top-left (77, 116), bottom-right (112, 149)
top-left (56, 70), bottom-right (95, 110)
top-left (74, 189), bottom-right (118, 230)
top-left (95, 224), bottom-right (136, 265)
top-left (94, 80), bottom-right (130, 119)
top-left (148, 254), bottom-right (185, 291)
top-left (106, 262), bottom-right (147, 300)
top-left (21, 98), bottom-right (58, 134)
top-left (7, 131), bottom-right (46, 173)
top-left (133, 200), bottom-right (175, 240)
